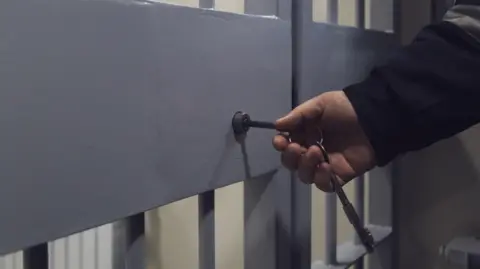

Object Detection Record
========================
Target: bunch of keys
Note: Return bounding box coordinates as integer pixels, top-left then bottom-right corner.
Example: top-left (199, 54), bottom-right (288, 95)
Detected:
top-left (232, 111), bottom-right (375, 253)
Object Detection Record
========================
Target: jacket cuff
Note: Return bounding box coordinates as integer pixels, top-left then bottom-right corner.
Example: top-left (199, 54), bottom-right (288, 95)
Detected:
top-left (343, 71), bottom-right (407, 167)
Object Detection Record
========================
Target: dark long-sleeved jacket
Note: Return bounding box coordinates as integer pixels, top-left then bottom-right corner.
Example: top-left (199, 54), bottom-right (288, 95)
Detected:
top-left (343, 1), bottom-right (480, 166)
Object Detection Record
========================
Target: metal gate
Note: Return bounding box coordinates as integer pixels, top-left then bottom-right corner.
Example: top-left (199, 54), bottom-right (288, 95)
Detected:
top-left (0, 0), bottom-right (399, 268)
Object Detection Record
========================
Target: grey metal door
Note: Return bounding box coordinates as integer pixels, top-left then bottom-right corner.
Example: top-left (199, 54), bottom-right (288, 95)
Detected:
top-left (0, 0), bottom-right (291, 255)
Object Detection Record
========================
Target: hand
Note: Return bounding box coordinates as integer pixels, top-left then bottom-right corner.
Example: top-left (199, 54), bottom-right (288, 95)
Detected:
top-left (272, 90), bottom-right (376, 192)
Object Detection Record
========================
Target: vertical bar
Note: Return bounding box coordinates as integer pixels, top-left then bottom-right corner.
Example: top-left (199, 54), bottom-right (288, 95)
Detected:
top-left (244, 172), bottom-right (277, 269)
top-left (367, 166), bottom-right (393, 269)
top-left (64, 237), bottom-right (69, 269)
top-left (324, 194), bottom-right (337, 265)
top-left (275, 170), bottom-right (293, 269)
top-left (354, 4), bottom-right (366, 265)
top-left (112, 213), bottom-right (145, 269)
top-left (94, 228), bottom-right (99, 269)
top-left (327, 0), bottom-right (338, 24)
top-left (291, 0), bottom-right (312, 268)
top-left (354, 175), bottom-right (365, 269)
top-left (23, 244), bottom-right (49, 269)
top-left (79, 233), bottom-right (84, 269)
top-left (199, 191), bottom-right (215, 269)
top-left (354, 5), bottom-right (366, 269)
top-left (277, 0), bottom-right (292, 20)
top-left (245, 0), bottom-right (277, 16)
top-left (356, 0), bottom-right (366, 28)
top-left (199, 0), bottom-right (214, 9)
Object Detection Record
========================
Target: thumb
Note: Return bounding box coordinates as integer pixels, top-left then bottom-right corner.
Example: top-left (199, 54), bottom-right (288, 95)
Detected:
top-left (275, 96), bottom-right (324, 131)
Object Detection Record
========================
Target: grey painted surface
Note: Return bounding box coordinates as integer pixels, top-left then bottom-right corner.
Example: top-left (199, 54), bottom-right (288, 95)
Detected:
top-left (245, 0), bottom-right (277, 16)
top-left (0, 0), bottom-right (291, 254)
top-left (244, 168), bottom-right (278, 269)
top-left (199, 0), bottom-right (214, 9)
top-left (199, 191), bottom-right (215, 269)
top-left (287, 1), bottom-right (313, 269)
top-left (299, 23), bottom-right (398, 101)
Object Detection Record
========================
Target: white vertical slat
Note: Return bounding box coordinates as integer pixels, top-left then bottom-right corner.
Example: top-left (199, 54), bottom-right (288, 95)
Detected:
top-left (97, 224), bottom-right (113, 269)
top-left (153, 0), bottom-right (199, 8)
top-left (4, 255), bottom-right (12, 269)
top-left (2, 252), bottom-right (22, 269)
top-left (48, 225), bottom-right (112, 269)
top-left (82, 228), bottom-right (96, 269)
top-left (313, 0), bottom-right (328, 23)
top-left (14, 252), bottom-right (23, 269)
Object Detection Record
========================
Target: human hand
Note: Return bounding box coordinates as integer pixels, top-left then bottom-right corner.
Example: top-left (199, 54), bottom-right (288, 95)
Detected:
top-left (272, 90), bottom-right (376, 192)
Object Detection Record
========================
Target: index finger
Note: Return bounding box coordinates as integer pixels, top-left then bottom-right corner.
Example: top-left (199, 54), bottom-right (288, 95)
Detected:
top-left (275, 96), bottom-right (324, 131)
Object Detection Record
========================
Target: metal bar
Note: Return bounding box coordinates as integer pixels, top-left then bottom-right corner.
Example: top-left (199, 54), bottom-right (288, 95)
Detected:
top-left (112, 213), bottom-right (145, 269)
top-left (23, 244), bottom-right (48, 269)
top-left (94, 228), bottom-right (99, 269)
top-left (245, 0), bottom-right (277, 16)
top-left (325, 193), bottom-right (337, 265)
top-left (354, 175), bottom-right (365, 269)
top-left (244, 172), bottom-right (277, 269)
top-left (327, 0), bottom-right (338, 24)
top-left (291, 0), bottom-right (312, 268)
top-left (199, 191), bottom-right (215, 269)
top-left (275, 170), bottom-right (293, 269)
top-left (277, 0), bottom-right (292, 20)
top-left (199, 0), bottom-right (213, 9)
top-left (79, 233), bottom-right (84, 269)
top-left (354, 5), bottom-right (366, 268)
top-left (367, 166), bottom-right (393, 269)
top-left (356, 0), bottom-right (366, 29)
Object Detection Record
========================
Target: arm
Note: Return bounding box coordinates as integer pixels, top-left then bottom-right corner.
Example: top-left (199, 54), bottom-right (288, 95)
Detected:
top-left (343, 2), bottom-right (480, 166)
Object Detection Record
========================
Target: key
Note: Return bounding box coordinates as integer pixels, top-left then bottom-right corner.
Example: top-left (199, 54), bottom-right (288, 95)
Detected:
top-left (317, 143), bottom-right (375, 253)
top-left (231, 111), bottom-right (375, 252)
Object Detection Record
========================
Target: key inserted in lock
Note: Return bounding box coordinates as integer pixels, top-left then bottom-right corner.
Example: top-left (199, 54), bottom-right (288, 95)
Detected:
top-left (231, 111), bottom-right (376, 253)
top-left (232, 111), bottom-right (276, 136)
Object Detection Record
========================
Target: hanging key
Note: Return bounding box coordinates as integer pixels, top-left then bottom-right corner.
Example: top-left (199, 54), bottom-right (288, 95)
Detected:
top-left (231, 111), bottom-right (376, 253)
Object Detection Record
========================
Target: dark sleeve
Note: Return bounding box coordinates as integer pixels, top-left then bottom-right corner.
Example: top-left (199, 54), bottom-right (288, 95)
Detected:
top-left (343, 12), bottom-right (480, 166)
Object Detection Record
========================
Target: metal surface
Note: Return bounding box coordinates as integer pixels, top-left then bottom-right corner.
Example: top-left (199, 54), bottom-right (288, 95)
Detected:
top-left (0, 0), bottom-right (291, 254)
top-left (289, 0), bottom-right (313, 268)
top-left (23, 244), bottom-right (48, 269)
top-left (199, 0), bottom-right (214, 9)
top-left (199, 191), bottom-right (215, 269)
top-left (244, 170), bottom-right (278, 269)
top-left (245, 0), bottom-right (277, 16)
top-left (112, 213), bottom-right (145, 269)
top-left (327, 0), bottom-right (339, 24)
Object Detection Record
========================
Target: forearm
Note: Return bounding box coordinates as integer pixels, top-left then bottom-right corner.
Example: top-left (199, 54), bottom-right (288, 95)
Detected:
top-left (344, 3), bottom-right (480, 166)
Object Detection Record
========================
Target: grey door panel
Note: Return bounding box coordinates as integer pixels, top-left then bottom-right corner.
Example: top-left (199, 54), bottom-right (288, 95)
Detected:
top-left (0, 0), bottom-right (291, 254)
top-left (299, 23), bottom-right (398, 100)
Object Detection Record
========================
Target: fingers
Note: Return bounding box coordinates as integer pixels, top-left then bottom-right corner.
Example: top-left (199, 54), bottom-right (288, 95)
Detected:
top-left (272, 133), bottom-right (290, 151)
top-left (275, 96), bottom-right (324, 131)
top-left (280, 143), bottom-right (306, 171)
top-left (313, 160), bottom-right (347, 192)
top-left (298, 145), bottom-right (323, 184)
